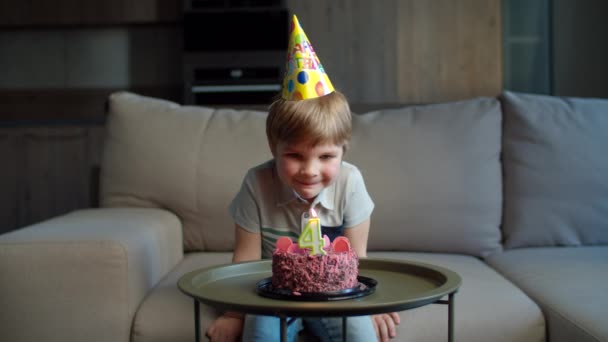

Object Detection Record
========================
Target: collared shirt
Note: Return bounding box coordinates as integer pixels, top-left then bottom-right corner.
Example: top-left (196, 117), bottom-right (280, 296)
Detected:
top-left (229, 159), bottom-right (374, 258)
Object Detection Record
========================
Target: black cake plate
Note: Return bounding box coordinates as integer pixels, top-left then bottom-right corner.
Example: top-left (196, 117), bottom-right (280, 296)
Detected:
top-left (256, 276), bottom-right (377, 301)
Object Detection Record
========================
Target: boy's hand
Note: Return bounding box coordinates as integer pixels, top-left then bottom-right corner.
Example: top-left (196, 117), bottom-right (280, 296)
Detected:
top-left (206, 313), bottom-right (243, 342)
top-left (372, 312), bottom-right (400, 341)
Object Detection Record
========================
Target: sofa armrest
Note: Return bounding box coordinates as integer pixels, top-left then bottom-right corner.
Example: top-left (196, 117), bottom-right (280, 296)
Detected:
top-left (0, 208), bottom-right (183, 342)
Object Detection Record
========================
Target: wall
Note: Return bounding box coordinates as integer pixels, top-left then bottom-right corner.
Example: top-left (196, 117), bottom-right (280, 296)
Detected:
top-left (502, 0), bottom-right (608, 98)
top-left (0, 0), bottom-right (502, 234)
top-left (0, 0), bottom-right (502, 109)
top-left (0, 27), bottom-right (181, 91)
top-left (0, 126), bottom-right (105, 234)
top-left (289, 0), bottom-right (502, 103)
top-left (502, 0), bottom-right (552, 94)
top-left (552, 0), bottom-right (608, 98)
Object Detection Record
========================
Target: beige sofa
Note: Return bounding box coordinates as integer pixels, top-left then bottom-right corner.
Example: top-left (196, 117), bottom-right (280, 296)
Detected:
top-left (1, 91), bottom-right (607, 342)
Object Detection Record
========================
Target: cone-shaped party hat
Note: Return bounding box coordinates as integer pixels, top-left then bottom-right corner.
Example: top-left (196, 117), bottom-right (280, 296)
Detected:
top-left (282, 15), bottom-right (335, 100)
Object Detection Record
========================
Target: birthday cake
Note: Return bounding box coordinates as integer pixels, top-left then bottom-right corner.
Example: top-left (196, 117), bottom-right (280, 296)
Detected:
top-left (271, 236), bottom-right (359, 294)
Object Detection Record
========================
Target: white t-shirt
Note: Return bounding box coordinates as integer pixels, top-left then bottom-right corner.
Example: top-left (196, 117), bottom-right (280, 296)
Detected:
top-left (229, 159), bottom-right (374, 258)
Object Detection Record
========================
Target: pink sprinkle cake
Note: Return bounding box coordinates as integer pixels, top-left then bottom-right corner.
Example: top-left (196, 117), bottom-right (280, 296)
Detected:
top-left (271, 236), bottom-right (359, 293)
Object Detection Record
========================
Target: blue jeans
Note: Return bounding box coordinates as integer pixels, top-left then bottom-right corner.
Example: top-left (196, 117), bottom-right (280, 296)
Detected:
top-left (242, 314), bottom-right (377, 342)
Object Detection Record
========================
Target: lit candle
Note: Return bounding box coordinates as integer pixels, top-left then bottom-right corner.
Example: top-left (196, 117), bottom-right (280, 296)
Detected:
top-left (298, 208), bottom-right (326, 255)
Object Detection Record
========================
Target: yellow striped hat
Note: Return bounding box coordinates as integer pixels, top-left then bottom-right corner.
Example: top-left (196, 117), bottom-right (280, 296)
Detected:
top-left (282, 15), bottom-right (335, 100)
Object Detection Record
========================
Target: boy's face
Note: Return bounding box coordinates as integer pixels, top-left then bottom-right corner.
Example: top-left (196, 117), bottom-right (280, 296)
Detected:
top-left (274, 140), bottom-right (344, 202)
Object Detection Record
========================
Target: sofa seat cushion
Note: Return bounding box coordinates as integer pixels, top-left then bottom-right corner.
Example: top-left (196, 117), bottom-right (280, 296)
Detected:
top-left (131, 252), bottom-right (233, 342)
top-left (132, 252), bottom-right (544, 342)
top-left (370, 252), bottom-right (544, 342)
top-left (486, 246), bottom-right (608, 342)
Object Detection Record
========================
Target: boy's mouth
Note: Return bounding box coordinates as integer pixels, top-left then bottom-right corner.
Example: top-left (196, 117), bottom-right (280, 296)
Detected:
top-left (295, 179), bottom-right (319, 187)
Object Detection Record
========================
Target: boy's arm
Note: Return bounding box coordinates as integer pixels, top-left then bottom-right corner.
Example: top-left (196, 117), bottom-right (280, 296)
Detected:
top-left (344, 218), bottom-right (401, 341)
top-left (227, 224), bottom-right (261, 315)
top-left (206, 224), bottom-right (261, 341)
top-left (343, 218), bottom-right (370, 257)
top-left (232, 224), bottom-right (262, 262)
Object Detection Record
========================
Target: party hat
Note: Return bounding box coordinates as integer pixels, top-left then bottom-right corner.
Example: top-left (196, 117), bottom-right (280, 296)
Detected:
top-left (282, 15), bottom-right (335, 100)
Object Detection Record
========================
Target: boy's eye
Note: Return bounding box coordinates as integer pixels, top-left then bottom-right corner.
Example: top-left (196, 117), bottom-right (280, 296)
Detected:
top-left (320, 154), bottom-right (336, 160)
top-left (285, 153), bottom-right (301, 159)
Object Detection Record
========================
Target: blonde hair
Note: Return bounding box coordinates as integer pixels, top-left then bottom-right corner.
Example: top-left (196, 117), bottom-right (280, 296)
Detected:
top-left (266, 91), bottom-right (352, 153)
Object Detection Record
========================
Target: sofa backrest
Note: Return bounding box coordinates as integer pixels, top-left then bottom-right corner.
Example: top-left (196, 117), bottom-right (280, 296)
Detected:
top-left (102, 92), bottom-right (271, 252)
top-left (349, 99), bottom-right (503, 257)
top-left (102, 92), bottom-right (503, 257)
top-left (500, 91), bottom-right (608, 249)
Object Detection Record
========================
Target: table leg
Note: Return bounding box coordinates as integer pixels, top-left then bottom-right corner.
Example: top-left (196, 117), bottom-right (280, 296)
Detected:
top-left (342, 316), bottom-right (348, 342)
top-left (280, 315), bottom-right (287, 342)
top-left (194, 300), bottom-right (200, 342)
top-left (448, 293), bottom-right (455, 342)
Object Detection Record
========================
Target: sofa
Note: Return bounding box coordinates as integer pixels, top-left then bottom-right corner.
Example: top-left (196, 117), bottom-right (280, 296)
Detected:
top-left (1, 91), bottom-right (607, 342)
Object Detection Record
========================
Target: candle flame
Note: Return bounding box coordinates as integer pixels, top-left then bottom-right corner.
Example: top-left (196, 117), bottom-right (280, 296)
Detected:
top-left (310, 207), bottom-right (318, 218)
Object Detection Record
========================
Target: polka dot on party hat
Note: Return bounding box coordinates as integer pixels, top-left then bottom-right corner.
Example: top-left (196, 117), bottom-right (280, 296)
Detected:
top-left (297, 71), bottom-right (309, 84)
top-left (281, 15), bottom-right (335, 101)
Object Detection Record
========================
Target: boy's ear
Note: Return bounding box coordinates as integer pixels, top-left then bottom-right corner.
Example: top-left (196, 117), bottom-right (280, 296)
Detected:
top-left (342, 142), bottom-right (349, 155)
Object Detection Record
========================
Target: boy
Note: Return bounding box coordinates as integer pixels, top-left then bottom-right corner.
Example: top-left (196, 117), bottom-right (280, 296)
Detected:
top-left (206, 15), bottom-right (399, 342)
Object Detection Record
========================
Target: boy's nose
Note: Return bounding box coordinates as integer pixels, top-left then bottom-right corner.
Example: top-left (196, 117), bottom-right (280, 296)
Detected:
top-left (300, 160), bottom-right (319, 176)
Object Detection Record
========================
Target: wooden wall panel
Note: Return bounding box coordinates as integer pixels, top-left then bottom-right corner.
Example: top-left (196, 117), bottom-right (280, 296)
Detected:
top-left (0, 131), bottom-right (19, 234)
top-left (288, 0), bottom-right (502, 103)
top-left (22, 128), bottom-right (89, 225)
top-left (287, 0), bottom-right (399, 103)
top-left (0, 126), bottom-right (105, 233)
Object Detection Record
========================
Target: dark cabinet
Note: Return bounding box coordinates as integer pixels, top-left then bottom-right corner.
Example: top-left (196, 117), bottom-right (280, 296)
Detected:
top-left (0, 0), bottom-right (180, 26)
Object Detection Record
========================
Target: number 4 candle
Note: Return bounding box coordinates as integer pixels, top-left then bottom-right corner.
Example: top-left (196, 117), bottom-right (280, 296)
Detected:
top-left (298, 208), bottom-right (327, 255)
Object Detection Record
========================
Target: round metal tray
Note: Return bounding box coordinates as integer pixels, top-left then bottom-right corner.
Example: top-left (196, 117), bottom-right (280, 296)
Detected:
top-left (178, 258), bottom-right (461, 317)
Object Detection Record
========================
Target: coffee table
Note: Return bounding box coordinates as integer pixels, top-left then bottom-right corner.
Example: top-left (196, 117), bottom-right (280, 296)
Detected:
top-left (178, 257), bottom-right (461, 342)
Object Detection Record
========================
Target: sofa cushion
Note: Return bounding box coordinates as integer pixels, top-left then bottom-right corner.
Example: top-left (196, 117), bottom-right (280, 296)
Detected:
top-left (102, 92), bottom-right (271, 252)
top-left (486, 246), bottom-right (608, 342)
top-left (133, 252), bottom-right (544, 342)
top-left (104, 93), bottom-right (502, 256)
top-left (0, 208), bottom-right (182, 342)
top-left (131, 252), bottom-right (233, 342)
top-left (501, 91), bottom-right (608, 248)
top-left (349, 97), bottom-right (503, 257)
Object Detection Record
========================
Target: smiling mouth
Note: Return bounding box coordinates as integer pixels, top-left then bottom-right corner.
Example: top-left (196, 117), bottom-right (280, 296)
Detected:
top-left (296, 180), bottom-right (318, 187)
